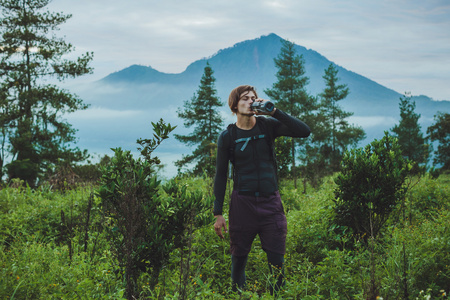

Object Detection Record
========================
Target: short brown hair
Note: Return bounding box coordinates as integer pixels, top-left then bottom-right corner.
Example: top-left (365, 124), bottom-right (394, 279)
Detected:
top-left (228, 85), bottom-right (258, 114)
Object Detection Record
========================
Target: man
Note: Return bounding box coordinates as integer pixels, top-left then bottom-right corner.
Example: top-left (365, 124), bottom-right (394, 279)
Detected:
top-left (213, 85), bottom-right (310, 293)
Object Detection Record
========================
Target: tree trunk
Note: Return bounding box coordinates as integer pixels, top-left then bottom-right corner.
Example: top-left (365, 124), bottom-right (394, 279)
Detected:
top-left (291, 138), bottom-right (296, 188)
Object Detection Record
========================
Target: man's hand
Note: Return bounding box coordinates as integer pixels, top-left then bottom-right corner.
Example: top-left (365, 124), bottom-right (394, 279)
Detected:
top-left (214, 215), bottom-right (228, 239)
top-left (254, 99), bottom-right (276, 116)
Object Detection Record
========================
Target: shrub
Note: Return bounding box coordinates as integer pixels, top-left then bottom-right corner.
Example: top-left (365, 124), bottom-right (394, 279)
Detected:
top-left (333, 132), bottom-right (411, 239)
top-left (97, 119), bottom-right (213, 299)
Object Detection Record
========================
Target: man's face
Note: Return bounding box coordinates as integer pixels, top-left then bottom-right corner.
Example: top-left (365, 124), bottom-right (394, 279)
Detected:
top-left (236, 91), bottom-right (256, 116)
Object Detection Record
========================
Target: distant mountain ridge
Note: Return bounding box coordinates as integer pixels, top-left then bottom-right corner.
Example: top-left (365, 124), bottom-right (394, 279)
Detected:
top-left (100, 33), bottom-right (448, 118)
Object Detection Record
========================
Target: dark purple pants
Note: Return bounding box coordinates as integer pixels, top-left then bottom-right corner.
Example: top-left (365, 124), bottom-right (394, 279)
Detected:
top-left (229, 190), bottom-right (287, 256)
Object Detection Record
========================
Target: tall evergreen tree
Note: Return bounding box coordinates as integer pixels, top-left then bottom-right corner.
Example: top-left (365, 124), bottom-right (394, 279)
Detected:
top-left (391, 93), bottom-right (430, 174)
top-left (175, 62), bottom-right (223, 176)
top-left (0, 0), bottom-right (93, 185)
top-left (265, 39), bottom-right (315, 187)
top-left (427, 112), bottom-right (450, 171)
top-left (317, 63), bottom-right (365, 172)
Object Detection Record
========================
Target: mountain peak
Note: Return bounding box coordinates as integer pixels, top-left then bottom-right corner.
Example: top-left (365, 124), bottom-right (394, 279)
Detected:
top-left (227, 33), bottom-right (283, 50)
top-left (262, 33), bottom-right (283, 40)
top-left (101, 64), bottom-right (169, 84)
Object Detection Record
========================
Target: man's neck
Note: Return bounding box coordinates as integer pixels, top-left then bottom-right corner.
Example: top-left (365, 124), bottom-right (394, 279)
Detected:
top-left (236, 114), bottom-right (256, 130)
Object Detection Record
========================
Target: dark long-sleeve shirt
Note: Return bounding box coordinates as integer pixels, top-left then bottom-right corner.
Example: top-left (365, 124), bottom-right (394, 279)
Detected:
top-left (213, 109), bottom-right (310, 215)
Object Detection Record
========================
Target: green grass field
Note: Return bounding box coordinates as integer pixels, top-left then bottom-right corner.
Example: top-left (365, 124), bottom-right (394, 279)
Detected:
top-left (1, 174), bottom-right (449, 299)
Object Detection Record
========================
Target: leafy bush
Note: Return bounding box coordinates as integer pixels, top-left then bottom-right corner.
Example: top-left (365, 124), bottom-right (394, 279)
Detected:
top-left (97, 119), bottom-right (213, 299)
top-left (334, 132), bottom-right (411, 239)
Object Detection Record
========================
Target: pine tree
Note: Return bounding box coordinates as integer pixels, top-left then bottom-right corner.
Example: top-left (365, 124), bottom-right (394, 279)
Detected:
top-left (391, 93), bottom-right (430, 174)
top-left (427, 112), bottom-right (450, 171)
top-left (0, 0), bottom-right (93, 185)
top-left (265, 39), bottom-right (315, 187)
top-left (175, 62), bottom-right (223, 176)
top-left (317, 63), bottom-right (365, 172)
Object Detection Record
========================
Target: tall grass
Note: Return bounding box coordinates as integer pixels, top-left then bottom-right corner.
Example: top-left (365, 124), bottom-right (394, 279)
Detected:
top-left (0, 174), bottom-right (449, 299)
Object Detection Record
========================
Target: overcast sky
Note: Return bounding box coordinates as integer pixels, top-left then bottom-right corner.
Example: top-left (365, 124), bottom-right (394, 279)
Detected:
top-left (47, 0), bottom-right (450, 101)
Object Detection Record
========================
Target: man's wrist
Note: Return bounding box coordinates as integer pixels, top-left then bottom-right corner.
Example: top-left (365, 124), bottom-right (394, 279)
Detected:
top-left (271, 108), bottom-right (281, 117)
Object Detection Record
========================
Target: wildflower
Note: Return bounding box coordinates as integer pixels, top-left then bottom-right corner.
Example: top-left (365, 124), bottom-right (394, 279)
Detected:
top-left (16, 276), bottom-right (20, 280)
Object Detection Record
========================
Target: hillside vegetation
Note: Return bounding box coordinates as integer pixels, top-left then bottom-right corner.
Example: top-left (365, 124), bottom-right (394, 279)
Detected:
top-left (1, 174), bottom-right (448, 299)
